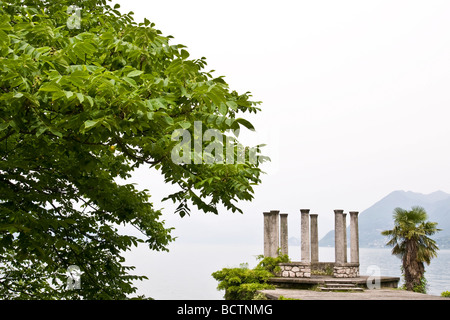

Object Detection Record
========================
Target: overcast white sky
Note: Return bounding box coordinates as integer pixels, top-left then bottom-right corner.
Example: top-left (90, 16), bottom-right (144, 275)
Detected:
top-left (114, 0), bottom-right (450, 244)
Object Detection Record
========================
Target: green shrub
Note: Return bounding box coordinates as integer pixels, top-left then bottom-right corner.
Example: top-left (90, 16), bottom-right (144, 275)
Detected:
top-left (255, 251), bottom-right (290, 274)
top-left (441, 291), bottom-right (450, 298)
top-left (212, 252), bottom-right (291, 300)
top-left (211, 264), bottom-right (274, 300)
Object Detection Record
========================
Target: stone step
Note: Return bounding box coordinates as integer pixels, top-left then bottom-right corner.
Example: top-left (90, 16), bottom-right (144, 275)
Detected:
top-left (319, 281), bottom-right (364, 292)
top-left (324, 283), bottom-right (357, 288)
top-left (318, 286), bottom-right (364, 292)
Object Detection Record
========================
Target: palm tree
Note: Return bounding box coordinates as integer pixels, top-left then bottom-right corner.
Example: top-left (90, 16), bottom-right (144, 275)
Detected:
top-left (381, 206), bottom-right (441, 293)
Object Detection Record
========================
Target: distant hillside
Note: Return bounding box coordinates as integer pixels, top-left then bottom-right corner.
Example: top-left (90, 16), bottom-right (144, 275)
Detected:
top-left (319, 190), bottom-right (450, 249)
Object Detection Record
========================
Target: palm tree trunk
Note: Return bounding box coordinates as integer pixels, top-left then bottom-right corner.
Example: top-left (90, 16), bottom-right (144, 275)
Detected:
top-left (403, 239), bottom-right (425, 291)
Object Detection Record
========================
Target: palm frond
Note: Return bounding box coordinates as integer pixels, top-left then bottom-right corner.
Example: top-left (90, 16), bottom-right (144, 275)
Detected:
top-left (382, 206), bottom-right (440, 264)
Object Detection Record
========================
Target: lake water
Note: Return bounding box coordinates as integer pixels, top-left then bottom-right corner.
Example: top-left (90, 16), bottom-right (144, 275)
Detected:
top-left (123, 243), bottom-right (450, 299)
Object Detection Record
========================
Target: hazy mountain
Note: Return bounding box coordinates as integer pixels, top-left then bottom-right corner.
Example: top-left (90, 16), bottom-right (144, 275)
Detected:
top-left (288, 237), bottom-right (301, 246)
top-left (319, 190), bottom-right (450, 249)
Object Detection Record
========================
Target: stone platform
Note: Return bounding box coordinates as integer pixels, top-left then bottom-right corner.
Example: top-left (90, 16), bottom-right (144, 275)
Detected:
top-left (259, 287), bottom-right (449, 300)
top-left (268, 275), bottom-right (400, 290)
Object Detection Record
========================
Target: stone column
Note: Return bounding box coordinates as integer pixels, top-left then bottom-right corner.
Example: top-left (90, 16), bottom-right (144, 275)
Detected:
top-left (271, 210), bottom-right (280, 256)
top-left (263, 211), bottom-right (280, 257)
top-left (300, 209), bottom-right (310, 262)
top-left (334, 209), bottom-right (345, 265)
top-left (350, 211), bottom-right (360, 264)
top-left (343, 213), bottom-right (347, 263)
top-left (310, 214), bottom-right (319, 263)
top-left (263, 212), bottom-right (271, 257)
top-left (279, 213), bottom-right (289, 256)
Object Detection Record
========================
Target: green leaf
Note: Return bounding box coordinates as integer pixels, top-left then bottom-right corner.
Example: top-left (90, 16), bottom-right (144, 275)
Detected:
top-left (36, 126), bottom-right (47, 137)
top-left (163, 116), bottom-right (174, 125)
top-left (76, 92), bottom-right (84, 104)
top-left (73, 45), bottom-right (86, 61)
top-left (9, 76), bottom-right (24, 88)
top-left (235, 118), bottom-right (256, 131)
top-left (127, 70), bottom-right (144, 78)
top-left (51, 90), bottom-right (66, 101)
top-left (0, 122), bottom-right (9, 131)
top-left (218, 103), bottom-right (227, 115)
top-left (179, 121), bottom-right (191, 129)
top-left (84, 119), bottom-right (99, 130)
top-left (100, 31), bottom-right (115, 41)
top-left (150, 98), bottom-right (166, 110)
top-left (39, 84), bottom-right (62, 92)
top-left (0, 16), bottom-right (12, 32)
top-left (180, 49), bottom-right (190, 60)
top-left (122, 77), bottom-right (137, 87)
top-left (49, 128), bottom-right (63, 138)
top-left (0, 30), bottom-right (9, 46)
top-left (86, 95), bottom-right (94, 107)
top-left (64, 91), bottom-right (74, 99)
top-left (22, 92), bottom-right (40, 106)
top-left (226, 101), bottom-right (238, 111)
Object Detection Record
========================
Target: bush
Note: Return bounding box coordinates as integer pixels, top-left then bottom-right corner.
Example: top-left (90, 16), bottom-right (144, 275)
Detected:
top-left (255, 251), bottom-right (290, 274)
top-left (212, 253), bottom-right (290, 300)
top-left (211, 264), bottom-right (274, 300)
top-left (441, 291), bottom-right (450, 298)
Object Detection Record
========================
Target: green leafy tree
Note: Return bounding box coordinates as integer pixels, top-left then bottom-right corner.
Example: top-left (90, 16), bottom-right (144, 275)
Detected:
top-left (381, 206), bottom-right (441, 293)
top-left (0, 0), bottom-right (265, 299)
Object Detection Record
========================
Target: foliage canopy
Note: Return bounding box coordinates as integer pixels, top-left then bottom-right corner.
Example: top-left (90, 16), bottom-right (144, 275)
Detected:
top-left (0, 0), bottom-right (265, 299)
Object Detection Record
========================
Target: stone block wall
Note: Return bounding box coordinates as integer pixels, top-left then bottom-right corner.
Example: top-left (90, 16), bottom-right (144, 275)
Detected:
top-left (333, 263), bottom-right (359, 278)
top-left (277, 262), bottom-right (311, 278)
top-left (311, 262), bottom-right (335, 275)
top-left (277, 262), bottom-right (359, 278)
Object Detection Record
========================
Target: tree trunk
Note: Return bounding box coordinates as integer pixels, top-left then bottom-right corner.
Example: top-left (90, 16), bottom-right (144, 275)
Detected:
top-left (402, 239), bottom-right (425, 291)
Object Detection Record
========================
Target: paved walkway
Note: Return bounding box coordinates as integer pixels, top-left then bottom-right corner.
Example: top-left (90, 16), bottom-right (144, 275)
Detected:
top-left (259, 288), bottom-right (449, 300)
